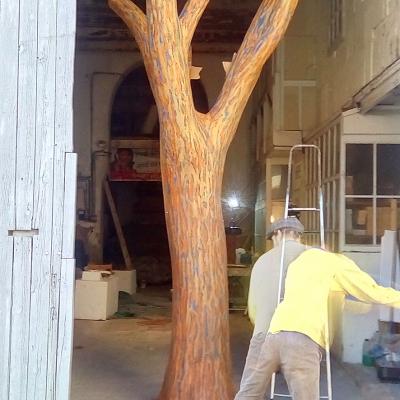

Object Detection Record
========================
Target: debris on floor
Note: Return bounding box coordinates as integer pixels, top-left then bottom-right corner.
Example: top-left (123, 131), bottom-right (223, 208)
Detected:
top-left (362, 332), bottom-right (400, 382)
top-left (113, 311), bottom-right (136, 319)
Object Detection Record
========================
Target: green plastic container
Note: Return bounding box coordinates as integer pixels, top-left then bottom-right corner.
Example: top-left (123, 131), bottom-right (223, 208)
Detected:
top-left (362, 339), bottom-right (375, 367)
top-left (362, 353), bottom-right (375, 367)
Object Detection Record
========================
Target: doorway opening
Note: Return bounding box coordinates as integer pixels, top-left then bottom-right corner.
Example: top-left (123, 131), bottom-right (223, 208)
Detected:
top-left (103, 64), bottom-right (209, 288)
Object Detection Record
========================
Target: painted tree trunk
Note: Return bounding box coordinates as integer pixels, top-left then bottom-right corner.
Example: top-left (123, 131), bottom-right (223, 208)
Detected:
top-left (159, 121), bottom-right (233, 399)
top-left (108, 1), bottom-right (299, 398)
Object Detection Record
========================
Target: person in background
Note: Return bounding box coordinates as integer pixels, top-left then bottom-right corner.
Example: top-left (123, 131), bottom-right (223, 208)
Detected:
top-left (236, 217), bottom-right (306, 399)
top-left (235, 240), bottom-right (400, 399)
top-left (110, 147), bottom-right (135, 180)
top-left (248, 216), bottom-right (306, 336)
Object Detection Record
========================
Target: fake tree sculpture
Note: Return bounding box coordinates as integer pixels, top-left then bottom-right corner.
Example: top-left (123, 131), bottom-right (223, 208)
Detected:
top-left (109, 1), bottom-right (298, 398)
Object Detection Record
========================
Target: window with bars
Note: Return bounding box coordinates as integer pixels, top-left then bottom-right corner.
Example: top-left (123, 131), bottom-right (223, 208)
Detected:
top-left (330, 0), bottom-right (344, 49)
top-left (303, 122), bottom-right (341, 251)
top-left (344, 143), bottom-right (400, 247)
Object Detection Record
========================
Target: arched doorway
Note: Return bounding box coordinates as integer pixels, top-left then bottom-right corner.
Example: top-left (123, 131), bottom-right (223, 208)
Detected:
top-left (104, 64), bottom-right (208, 287)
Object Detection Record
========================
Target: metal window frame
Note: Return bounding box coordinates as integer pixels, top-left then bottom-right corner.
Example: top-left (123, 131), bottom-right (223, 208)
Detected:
top-left (305, 121), bottom-right (341, 250)
top-left (340, 135), bottom-right (400, 252)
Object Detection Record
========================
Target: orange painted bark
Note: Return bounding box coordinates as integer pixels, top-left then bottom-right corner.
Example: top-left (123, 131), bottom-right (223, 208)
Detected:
top-left (108, 1), bottom-right (298, 399)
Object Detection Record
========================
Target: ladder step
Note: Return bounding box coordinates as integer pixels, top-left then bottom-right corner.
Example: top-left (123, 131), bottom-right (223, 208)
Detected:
top-left (289, 207), bottom-right (320, 212)
top-left (272, 396), bottom-right (329, 399)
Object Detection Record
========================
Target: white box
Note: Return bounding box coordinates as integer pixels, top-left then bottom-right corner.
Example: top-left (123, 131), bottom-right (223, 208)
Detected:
top-left (74, 274), bottom-right (119, 320)
top-left (113, 270), bottom-right (137, 295)
top-left (379, 230), bottom-right (400, 323)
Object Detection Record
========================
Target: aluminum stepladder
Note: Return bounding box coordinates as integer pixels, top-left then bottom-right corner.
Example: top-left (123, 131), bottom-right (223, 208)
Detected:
top-left (269, 144), bottom-right (333, 400)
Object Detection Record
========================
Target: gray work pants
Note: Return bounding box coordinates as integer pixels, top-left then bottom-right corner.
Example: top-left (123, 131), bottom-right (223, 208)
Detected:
top-left (235, 331), bottom-right (322, 400)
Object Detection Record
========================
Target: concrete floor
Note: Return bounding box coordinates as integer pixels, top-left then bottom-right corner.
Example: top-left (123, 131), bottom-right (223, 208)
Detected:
top-left (71, 288), bottom-right (400, 400)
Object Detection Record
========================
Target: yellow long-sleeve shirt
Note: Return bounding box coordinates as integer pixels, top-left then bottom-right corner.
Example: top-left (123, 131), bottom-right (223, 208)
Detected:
top-left (247, 240), bottom-right (306, 335)
top-left (267, 248), bottom-right (400, 347)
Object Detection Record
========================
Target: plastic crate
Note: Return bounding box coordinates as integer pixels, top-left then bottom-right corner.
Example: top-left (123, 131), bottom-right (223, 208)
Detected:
top-left (376, 359), bottom-right (400, 382)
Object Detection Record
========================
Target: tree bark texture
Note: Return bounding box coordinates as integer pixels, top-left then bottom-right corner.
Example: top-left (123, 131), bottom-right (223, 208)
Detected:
top-left (108, 1), bottom-right (298, 399)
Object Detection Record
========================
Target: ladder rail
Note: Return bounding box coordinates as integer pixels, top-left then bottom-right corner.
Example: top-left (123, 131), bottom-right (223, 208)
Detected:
top-left (270, 144), bottom-right (332, 400)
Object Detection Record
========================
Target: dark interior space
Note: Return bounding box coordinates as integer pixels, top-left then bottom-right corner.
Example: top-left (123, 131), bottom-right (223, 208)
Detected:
top-left (104, 64), bottom-right (209, 285)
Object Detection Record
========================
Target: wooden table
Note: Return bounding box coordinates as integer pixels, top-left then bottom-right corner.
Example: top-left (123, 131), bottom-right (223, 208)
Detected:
top-left (227, 264), bottom-right (251, 311)
top-left (227, 263), bottom-right (252, 277)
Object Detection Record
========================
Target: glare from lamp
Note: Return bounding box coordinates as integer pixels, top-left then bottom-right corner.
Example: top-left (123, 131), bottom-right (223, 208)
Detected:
top-left (270, 215), bottom-right (275, 223)
top-left (228, 196), bottom-right (239, 209)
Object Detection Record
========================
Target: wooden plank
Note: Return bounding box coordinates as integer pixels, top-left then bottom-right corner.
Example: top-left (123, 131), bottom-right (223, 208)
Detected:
top-left (360, 71), bottom-right (400, 113)
top-left (27, 0), bottom-right (58, 395)
top-left (10, 0), bottom-right (39, 395)
top-left (104, 180), bottom-right (133, 269)
top-left (111, 138), bottom-right (160, 150)
top-left (8, 237), bottom-right (33, 400)
top-left (55, 258), bottom-right (75, 400)
top-left (54, 0), bottom-right (76, 153)
top-left (57, 156), bottom-right (76, 397)
top-left (0, 1), bottom-right (19, 398)
top-left (52, 155), bottom-right (76, 400)
top-left (15, 0), bottom-right (38, 230)
top-left (227, 266), bottom-right (252, 277)
top-left (353, 58), bottom-right (400, 113)
top-left (62, 153), bottom-right (78, 259)
top-left (47, 0), bottom-right (77, 397)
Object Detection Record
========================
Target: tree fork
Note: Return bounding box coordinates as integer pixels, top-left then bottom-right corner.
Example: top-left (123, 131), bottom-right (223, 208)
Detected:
top-left (108, 0), bottom-right (298, 398)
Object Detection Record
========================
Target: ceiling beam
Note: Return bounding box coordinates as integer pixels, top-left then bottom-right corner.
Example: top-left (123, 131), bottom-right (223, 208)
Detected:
top-left (353, 58), bottom-right (400, 113)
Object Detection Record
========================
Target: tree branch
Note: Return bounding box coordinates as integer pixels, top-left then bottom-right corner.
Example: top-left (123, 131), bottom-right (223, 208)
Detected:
top-left (146, 1), bottom-right (180, 55)
top-left (108, 0), bottom-right (147, 49)
top-left (143, 1), bottom-right (197, 121)
top-left (180, 0), bottom-right (210, 47)
top-left (210, 0), bottom-right (298, 147)
top-left (147, 0), bottom-right (179, 29)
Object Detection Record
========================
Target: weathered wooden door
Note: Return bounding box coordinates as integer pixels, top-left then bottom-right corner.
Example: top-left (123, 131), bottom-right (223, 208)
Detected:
top-left (0, 0), bottom-right (77, 399)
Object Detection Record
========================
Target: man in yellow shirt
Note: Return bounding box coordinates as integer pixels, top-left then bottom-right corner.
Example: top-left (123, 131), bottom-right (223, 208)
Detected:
top-left (248, 216), bottom-right (306, 336)
top-left (235, 239), bottom-right (400, 400)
